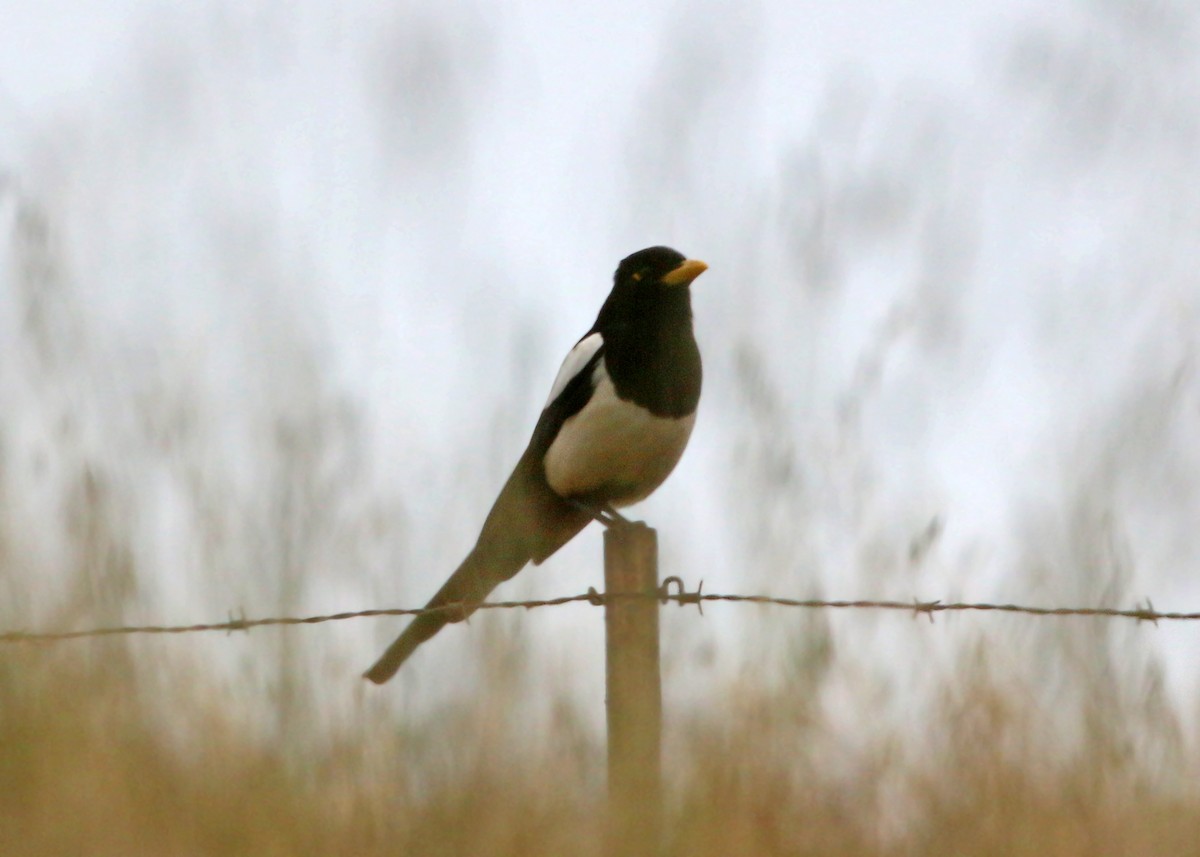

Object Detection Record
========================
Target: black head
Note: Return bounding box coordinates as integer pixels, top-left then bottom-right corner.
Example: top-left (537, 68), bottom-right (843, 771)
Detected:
top-left (614, 246), bottom-right (708, 289)
top-left (593, 245), bottom-right (705, 417)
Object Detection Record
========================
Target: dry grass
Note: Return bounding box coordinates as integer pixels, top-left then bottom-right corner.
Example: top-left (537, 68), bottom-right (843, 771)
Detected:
top-left (2, 632), bottom-right (1198, 857)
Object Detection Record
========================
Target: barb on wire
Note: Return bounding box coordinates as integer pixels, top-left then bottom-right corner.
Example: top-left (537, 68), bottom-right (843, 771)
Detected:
top-left (659, 576), bottom-right (703, 614)
top-left (912, 599), bottom-right (940, 623)
top-left (3, 588), bottom-right (1199, 645)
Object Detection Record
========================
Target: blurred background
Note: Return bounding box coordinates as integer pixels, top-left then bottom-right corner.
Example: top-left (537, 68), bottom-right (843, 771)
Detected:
top-left (2, 0), bottom-right (1200, 853)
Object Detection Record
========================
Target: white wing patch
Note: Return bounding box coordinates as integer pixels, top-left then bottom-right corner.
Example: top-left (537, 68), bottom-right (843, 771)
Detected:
top-left (544, 332), bottom-right (604, 408)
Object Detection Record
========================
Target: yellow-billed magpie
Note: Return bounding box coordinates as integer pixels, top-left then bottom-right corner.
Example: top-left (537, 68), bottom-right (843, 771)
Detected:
top-left (364, 246), bottom-right (706, 683)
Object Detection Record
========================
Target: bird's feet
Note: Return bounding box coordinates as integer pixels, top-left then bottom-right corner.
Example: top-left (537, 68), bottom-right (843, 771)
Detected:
top-left (569, 499), bottom-right (633, 529)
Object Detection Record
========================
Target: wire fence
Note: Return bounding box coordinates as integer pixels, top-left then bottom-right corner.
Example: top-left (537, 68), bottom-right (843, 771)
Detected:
top-left (1, 577), bottom-right (1193, 644)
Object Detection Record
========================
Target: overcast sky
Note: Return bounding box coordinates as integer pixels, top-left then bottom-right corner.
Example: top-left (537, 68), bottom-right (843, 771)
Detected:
top-left (2, 0), bottom-right (1199, 743)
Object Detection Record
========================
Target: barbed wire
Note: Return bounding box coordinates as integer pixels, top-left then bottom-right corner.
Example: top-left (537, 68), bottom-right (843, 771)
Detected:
top-left (0, 580), bottom-right (1191, 644)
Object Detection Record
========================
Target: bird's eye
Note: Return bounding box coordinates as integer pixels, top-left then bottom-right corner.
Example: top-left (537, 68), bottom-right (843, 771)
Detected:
top-left (631, 268), bottom-right (649, 283)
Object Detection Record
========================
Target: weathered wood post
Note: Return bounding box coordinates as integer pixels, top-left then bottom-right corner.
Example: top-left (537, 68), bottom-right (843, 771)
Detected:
top-left (603, 522), bottom-right (663, 857)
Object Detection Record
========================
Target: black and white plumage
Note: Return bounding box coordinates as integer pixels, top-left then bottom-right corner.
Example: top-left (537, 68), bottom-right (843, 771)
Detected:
top-left (364, 246), bottom-right (706, 684)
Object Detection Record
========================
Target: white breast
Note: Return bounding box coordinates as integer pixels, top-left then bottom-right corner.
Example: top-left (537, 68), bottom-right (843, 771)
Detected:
top-left (543, 363), bottom-right (696, 507)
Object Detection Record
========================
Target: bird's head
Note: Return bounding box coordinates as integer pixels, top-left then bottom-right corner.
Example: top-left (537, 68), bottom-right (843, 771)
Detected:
top-left (615, 246), bottom-right (708, 290)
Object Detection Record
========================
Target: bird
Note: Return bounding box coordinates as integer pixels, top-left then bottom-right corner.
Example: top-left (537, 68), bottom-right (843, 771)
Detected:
top-left (364, 246), bottom-right (706, 684)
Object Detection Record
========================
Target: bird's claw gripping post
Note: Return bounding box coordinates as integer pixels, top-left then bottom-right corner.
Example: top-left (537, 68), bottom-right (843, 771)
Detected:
top-left (570, 499), bottom-right (633, 529)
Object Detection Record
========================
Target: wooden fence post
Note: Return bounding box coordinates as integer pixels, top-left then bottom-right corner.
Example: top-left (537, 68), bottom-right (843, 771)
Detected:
top-left (604, 522), bottom-right (663, 857)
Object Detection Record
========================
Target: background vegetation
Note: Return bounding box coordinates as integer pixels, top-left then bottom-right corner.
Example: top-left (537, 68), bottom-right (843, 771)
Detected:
top-left (2, 0), bottom-right (1199, 852)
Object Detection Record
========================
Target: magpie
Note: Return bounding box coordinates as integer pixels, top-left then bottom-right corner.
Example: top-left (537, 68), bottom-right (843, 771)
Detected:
top-left (364, 246), bottom-right (706, 684)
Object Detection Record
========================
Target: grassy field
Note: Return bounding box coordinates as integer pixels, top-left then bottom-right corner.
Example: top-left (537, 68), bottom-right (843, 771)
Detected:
top-left (3, 629), bottom-right (1197, 857)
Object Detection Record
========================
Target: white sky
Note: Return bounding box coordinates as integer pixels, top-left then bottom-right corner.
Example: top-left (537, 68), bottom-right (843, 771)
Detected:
top-left (2, 0), bottom-right (1199, 748)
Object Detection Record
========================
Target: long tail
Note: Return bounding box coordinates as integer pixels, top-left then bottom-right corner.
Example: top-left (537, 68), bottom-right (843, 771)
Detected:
top-left (363, 546), bottom-right (525, 684)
